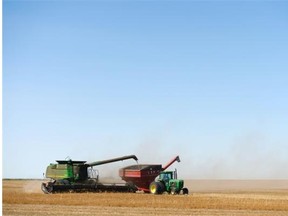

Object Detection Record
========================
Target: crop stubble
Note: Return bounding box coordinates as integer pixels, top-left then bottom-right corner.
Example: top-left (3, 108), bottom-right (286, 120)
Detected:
top-left (3, 180), bottom-right (288, 215)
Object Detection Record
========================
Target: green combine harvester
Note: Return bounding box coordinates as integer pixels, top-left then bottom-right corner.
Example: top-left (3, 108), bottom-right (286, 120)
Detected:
top-left (41, 155), bottom-right (138, 193)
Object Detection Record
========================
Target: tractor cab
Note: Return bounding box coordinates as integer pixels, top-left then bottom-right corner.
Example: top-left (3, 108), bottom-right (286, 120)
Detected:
top-left (159, 171), bottom-right (174, 182)
top-left (158, 171), bottom-right (175, 191)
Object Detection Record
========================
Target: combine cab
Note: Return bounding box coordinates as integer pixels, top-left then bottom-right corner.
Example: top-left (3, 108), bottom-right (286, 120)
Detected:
top-left (41, 155), bottom-right (138, 194)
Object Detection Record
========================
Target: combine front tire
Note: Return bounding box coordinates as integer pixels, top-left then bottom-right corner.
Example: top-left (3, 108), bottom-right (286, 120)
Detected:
top-left (149, 182), bottom-right (164, 194)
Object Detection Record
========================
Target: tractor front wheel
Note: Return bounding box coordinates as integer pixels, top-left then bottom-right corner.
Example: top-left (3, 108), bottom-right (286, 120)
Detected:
top-left (182, 187), bottom-right (189, 195)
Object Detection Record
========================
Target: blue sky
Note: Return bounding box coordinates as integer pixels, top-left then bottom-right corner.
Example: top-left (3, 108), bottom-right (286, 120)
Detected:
top-left (3, 1), bottom-right (288, 179)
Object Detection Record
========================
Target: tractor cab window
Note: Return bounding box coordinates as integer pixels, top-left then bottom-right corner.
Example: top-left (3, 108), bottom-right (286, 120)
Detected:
top-left (160, 172), bottom-right (173, 181)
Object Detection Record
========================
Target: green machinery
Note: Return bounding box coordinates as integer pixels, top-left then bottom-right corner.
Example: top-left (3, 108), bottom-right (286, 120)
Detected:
top-left (41, 155), bottom-right (138, 193)
top-left (149, 169), bottom-right (189, 195)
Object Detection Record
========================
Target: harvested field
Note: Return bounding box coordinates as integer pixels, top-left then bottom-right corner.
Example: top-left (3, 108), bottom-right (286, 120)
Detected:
top-left (3, 179), bottom-right (288, 215)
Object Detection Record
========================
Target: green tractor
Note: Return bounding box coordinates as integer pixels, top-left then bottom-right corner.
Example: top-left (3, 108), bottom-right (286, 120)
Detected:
top-left (149, 170), bottom-right (189, 195)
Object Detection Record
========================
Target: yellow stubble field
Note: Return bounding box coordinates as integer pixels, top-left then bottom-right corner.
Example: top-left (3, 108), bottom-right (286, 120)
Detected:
top-left (3, 179), bottom-right (288, 215)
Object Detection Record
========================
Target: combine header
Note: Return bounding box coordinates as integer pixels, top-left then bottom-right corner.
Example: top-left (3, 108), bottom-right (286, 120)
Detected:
top-left (41, 155), bottom-right (138, 193)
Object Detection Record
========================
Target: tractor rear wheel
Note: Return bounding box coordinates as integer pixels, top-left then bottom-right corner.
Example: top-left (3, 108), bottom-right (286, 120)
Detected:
top-left (149, 182), bottom-right (164, 194)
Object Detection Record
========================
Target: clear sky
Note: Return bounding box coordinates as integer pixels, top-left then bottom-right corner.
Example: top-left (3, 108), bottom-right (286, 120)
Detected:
top-left (3, 1), bottom-right (288, 179)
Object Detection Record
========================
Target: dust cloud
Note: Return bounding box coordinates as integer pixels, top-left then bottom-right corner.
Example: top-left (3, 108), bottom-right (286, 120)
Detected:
top-left (45, 131), bottom-right (287, 181)
top-left (130, 130), bottom-right (288, 180)
top-left (23, 181), bottom-right (42, 193)
top-left (179, 131), bottom-right (288, 179)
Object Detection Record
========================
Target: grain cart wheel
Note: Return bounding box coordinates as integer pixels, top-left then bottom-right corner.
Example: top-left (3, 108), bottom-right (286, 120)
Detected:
top-left (126, 182), bottom-right (137, 193)
top-left (149, 182), bottom-right (164, 194)
top-left (182, 188), bottom-right (189, 195)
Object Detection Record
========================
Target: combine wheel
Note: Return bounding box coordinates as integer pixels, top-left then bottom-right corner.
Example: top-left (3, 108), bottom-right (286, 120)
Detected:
top-left (149, 182), bottom-right (164, 194)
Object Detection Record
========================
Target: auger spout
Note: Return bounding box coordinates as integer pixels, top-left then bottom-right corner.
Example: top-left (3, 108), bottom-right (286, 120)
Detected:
top-left (161, 156), bottom-right (180, 171)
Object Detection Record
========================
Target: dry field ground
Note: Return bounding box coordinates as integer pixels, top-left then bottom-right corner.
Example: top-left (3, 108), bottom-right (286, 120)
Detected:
top-left (3, 179), bottom-right (288, 215)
